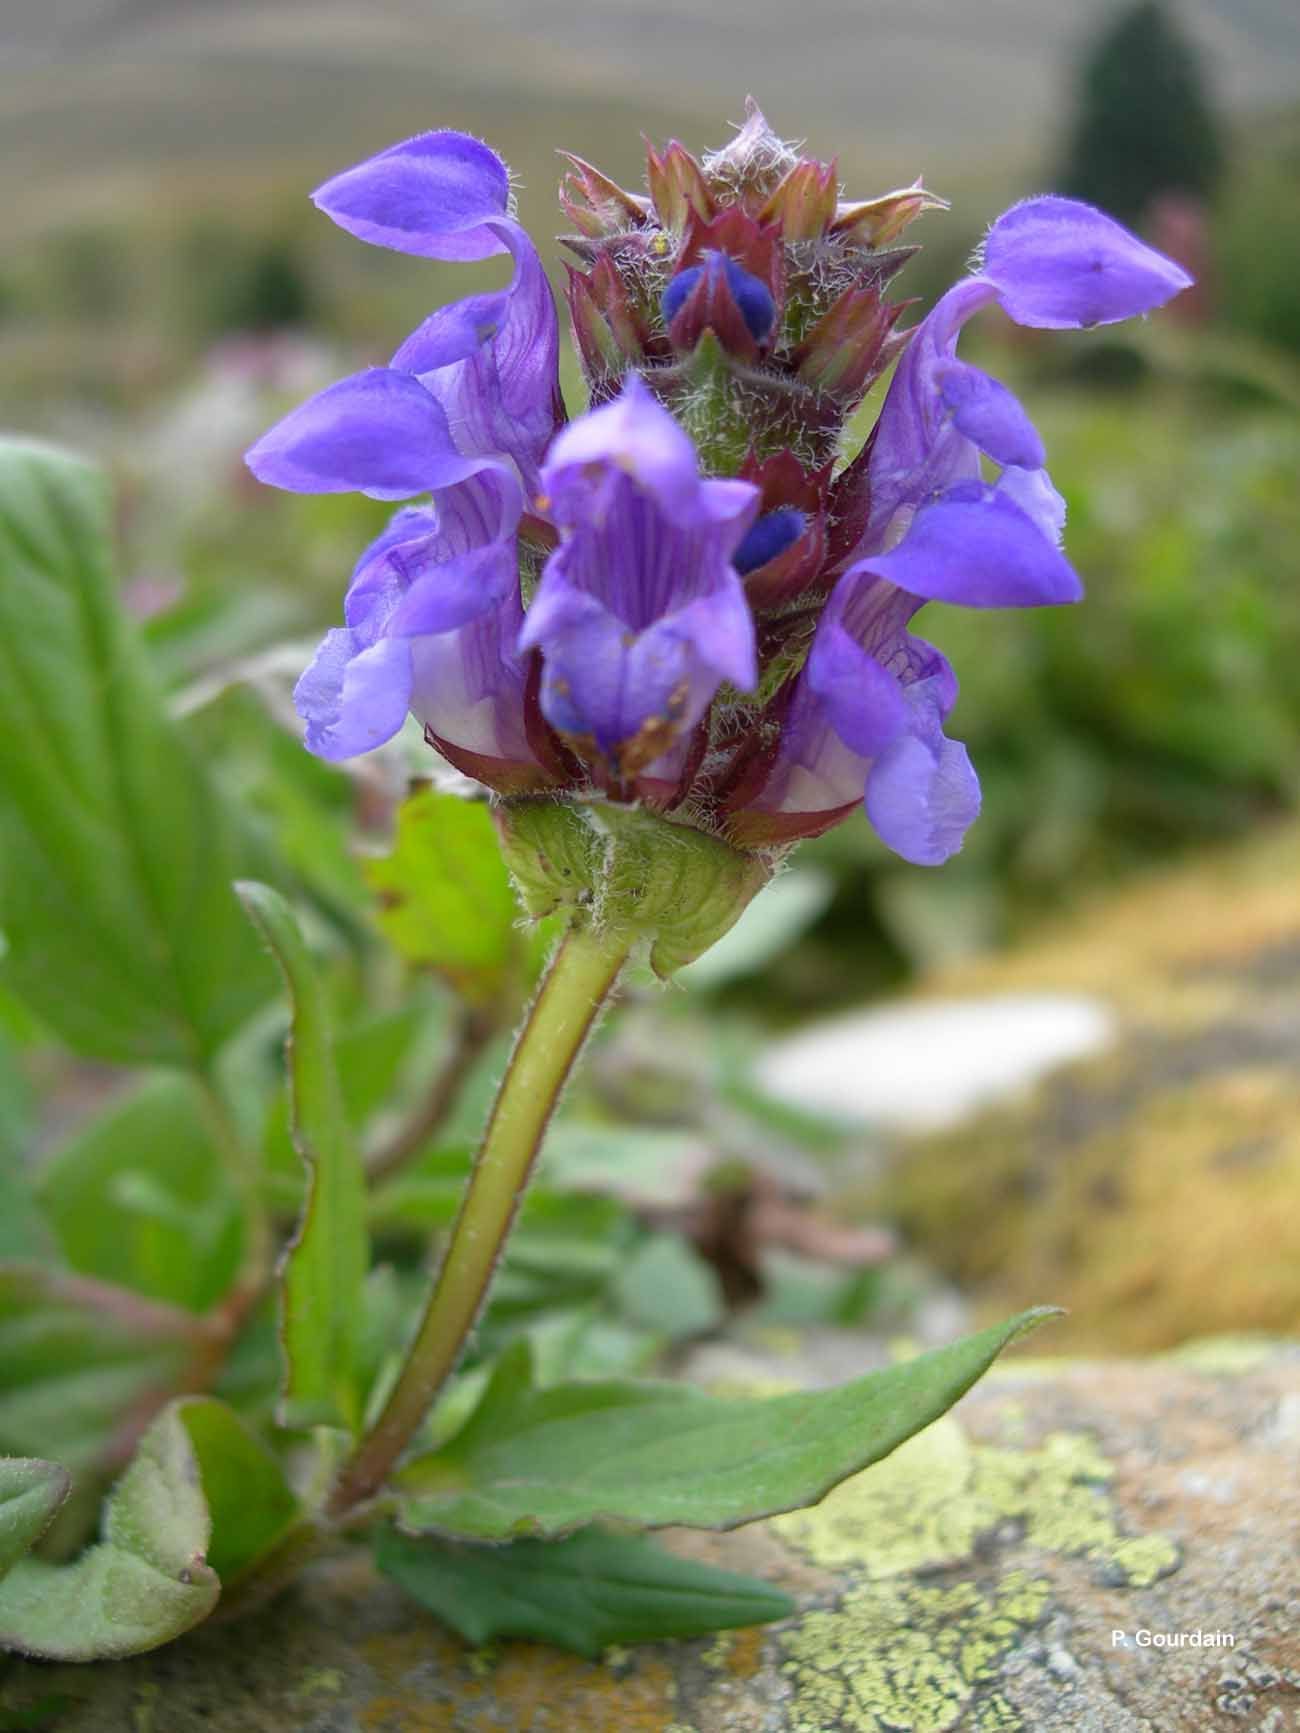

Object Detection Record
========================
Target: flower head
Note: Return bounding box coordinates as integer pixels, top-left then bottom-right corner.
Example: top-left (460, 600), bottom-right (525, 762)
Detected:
top-left (247, 106), bottom-right (1191, 869)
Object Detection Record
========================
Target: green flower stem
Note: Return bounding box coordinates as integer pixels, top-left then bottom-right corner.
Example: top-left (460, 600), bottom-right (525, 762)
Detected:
top-left (327, 919), bottom-right (630, 1517)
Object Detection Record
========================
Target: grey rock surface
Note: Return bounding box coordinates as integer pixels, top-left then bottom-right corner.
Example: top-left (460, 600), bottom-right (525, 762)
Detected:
top-left (3, 1341), bottom-right (1297, 1732)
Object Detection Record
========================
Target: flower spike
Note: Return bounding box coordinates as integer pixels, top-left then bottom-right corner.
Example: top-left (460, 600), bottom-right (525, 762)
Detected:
top-left (249, 105), bottom-right (1191, 866)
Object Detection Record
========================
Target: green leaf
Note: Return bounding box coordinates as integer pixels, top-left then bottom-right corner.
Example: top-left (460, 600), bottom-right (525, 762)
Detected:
top-left (261, 998), bottom-right (445, 1210)
top-left (0, 1405), bottom-right (219, 1659)
top-left (375, 1523), bottom-right (794, 1660)
top-left (0, 1264), bottom-right (193, 1472)
top-left (364, 788), bottom-right (535, 1008)
top-left (396, 1310), bottom-right (1057, 1541)
top-left (539, 1122), bottom-right (710, 1209)
top-left (33, 1074), bottom-right (241, 1311)
top-left (0, 1460), bottom-right (70, 1575)
top-left (174, 1399), bottom-right (300, 1586)
top-left (614, 1233), bottom-right (725, 1339)
top-left (238, 883), bottom-right (368, 1432)
top-left (0, 438), bottom-right (273, 1066)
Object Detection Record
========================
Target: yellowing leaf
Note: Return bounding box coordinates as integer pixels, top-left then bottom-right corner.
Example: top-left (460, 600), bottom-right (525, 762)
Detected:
top-left (365, 790), bottom-right (532, 1008)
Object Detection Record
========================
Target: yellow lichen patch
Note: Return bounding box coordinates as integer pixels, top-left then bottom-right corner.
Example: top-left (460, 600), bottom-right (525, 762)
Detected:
top-left (780, 1571), bottom-right (1051, 1733)
top-left (773, 1421), bottom-right (1177, 1589)
top-left (296, 1667), bottom-right (345, 1696)
top-left (773, 1418), bottom-right (981, 1578)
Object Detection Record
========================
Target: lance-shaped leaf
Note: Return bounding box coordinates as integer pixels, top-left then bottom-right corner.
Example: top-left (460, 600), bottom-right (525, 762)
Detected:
top-left (364, 788), bottom-right (537, 1009)
top-left (395, 1310), bottom-right (1056, 1540)
top-left (0, 1460), bottom-right (71, 1575)
top-left (260, 999), bottom-right (443, 1212)
top-left (375, 1523), bottom-right (793, 1659)
top-left (0, 1406), bottom-right (219, 1659)
top-left (238, 883), bottom-right (368, 1432)
top-left (0, 438), bottom-right (273, 1067)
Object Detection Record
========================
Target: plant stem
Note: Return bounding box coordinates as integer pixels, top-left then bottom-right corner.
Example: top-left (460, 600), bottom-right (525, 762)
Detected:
top-left (326, 920), bottom-right (629, 1517)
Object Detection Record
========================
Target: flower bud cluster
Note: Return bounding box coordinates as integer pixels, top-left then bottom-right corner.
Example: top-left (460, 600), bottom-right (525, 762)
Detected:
top-left (564, 102), bottom-right (938, 488)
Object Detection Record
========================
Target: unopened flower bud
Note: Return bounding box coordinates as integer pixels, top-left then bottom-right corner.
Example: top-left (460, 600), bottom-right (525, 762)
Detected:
top-left (662, 252), bottom-right (777, 354)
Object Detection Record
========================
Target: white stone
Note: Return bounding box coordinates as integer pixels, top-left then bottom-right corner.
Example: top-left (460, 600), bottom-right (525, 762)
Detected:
top-left (758, 994), bottom-right (1115, 1133)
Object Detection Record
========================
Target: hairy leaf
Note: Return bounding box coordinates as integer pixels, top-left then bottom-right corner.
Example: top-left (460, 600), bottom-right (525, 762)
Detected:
top-left (375, 1523), bottom-right (793, 1659)
top-left (0, 438), bottom-right (272, 1066)
top-left (396, 1311), bottom-right (1056, 1540)
top-left (0, 1460), bottom-right (70, 1576)
top-left (238, 883), bottom-right (368, 1432)
top-left (0, 1406), bottom-right (219, 1659)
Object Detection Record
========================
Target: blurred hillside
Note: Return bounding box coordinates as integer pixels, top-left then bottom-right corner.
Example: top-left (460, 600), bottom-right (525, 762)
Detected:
top-left (3, 0), bottom-right (1299, 241)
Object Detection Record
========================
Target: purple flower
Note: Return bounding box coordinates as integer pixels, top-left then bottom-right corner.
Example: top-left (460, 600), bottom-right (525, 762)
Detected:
top-left (520, 377), bottom-right (760, 778)
top-left (247, 132), bottom-right (561, 501)
top-left (248, 114), bottom-right (1192, 870)
top-left (730, 195), bottom-right (1190, 860)
top-left (314, 130), bottom-right (561, 490)
top-left (291, 472), bottom-right (547, 785)
top-left (247, 131), bottom-right (565, 783)
top-left (728, 575), bottom-right (978, 862)
top-left (849, 196), bottom-right (1193, 601)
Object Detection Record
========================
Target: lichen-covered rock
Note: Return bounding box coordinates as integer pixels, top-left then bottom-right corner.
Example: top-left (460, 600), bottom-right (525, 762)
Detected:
top-left (3, 1343), bottom-right (1296, 1732)
top-left (872, 820), bottom-right (1300, 1352)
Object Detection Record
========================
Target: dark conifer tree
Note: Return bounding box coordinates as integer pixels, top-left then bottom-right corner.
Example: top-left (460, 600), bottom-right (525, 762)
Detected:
top-left (1058, 1), bottom-right (1224, 225)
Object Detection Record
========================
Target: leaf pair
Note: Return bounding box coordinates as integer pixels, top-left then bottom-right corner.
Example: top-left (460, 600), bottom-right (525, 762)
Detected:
top-left (370, 1310), bottom-right (1054, 1654)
